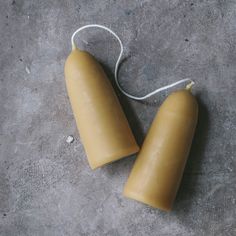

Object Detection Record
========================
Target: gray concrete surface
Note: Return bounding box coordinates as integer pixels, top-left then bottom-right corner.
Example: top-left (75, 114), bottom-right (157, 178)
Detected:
top-left (0, 0), bottom-right (236, 235)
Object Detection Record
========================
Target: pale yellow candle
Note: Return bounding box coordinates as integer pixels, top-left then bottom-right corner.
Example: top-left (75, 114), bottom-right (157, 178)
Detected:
top-left (64, 48), bottom-right (139, 169)
top-left (123, 88), bottom-right (198, 211)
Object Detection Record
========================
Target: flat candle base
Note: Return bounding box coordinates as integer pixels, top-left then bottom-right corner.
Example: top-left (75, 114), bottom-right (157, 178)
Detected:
top-left (90, 145), bottom-right (140, 170)
top-left (123, 190), bottom-right (172, 212)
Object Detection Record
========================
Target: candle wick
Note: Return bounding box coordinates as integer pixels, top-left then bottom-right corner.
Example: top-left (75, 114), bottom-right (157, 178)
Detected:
top-left (71, 24), bottom-right (196, 101)
top-left (186, 81), bottom-right (195, 91)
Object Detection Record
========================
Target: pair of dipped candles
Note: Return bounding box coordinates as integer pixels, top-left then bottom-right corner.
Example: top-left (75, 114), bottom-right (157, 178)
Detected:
top-left (64, 46), bottom-right (198, 211)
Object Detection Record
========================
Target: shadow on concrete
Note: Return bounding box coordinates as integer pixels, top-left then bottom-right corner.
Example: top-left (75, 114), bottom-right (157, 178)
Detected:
top-left (173, 94), bottom-right (209, 213)
top-left (99, 60), bottom-right (144, 181)
top-left (101, 61), bottom-right (145, 146)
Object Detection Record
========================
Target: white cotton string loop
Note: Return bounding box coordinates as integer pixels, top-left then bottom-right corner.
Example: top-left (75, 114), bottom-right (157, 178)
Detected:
top-left (71, 24), bottom-right (195, 101)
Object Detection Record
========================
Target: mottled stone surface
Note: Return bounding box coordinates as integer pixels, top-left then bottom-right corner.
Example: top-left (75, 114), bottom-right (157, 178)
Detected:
top-left (0, 0), bottom-right (236, 235)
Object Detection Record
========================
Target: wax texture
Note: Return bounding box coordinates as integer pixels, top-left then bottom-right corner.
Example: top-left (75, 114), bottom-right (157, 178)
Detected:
top-left (64, 49), bottom-right (139, 169)
top-left (123, 90), bottom-right (198, 211)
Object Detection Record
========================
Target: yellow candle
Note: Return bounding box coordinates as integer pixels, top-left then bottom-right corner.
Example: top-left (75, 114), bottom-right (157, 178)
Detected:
top-left (64, 48), bottom-right (139, 169)
top-left (123, 88), bottom-right (198, 211)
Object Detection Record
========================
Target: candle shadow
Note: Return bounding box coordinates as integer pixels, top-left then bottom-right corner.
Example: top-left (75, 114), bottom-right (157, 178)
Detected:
top-left (100, 61), bottom-right (145, 146)
top-left (98, 61), bottom-right (145, 180)
top-left (173, 94), bottom-right (209, 213)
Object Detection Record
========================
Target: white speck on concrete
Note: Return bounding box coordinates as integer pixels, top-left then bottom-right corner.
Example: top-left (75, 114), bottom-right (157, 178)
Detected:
top-left (66, 135), bottom-right (74, 144)
top-left (25, 66), bottom-right (30, 74)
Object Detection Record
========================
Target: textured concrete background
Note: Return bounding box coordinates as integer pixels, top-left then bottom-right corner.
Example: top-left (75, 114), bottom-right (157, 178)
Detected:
top-left (0, 0), bottom-right (236, 235)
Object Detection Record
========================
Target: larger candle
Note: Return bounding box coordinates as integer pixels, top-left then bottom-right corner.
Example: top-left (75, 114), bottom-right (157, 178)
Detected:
top-left (123, 88), bottom-right (198, 211)
top-left (64, 48), bottom-right (139, 169)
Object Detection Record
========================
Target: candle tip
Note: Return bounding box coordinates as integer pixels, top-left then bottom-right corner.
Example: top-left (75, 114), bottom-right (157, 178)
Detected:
top-left (72, 42), bottom-right (77, 50)
top-left (186, 81), bottom-right (195, 91)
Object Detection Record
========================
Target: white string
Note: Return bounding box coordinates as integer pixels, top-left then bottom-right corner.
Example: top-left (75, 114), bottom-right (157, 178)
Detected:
top-left (71, 24), bottom-right (195, 101)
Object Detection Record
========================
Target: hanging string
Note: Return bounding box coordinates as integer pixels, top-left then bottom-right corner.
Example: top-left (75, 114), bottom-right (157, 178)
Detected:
top-left (71, 24), bottom-right (195, 101)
